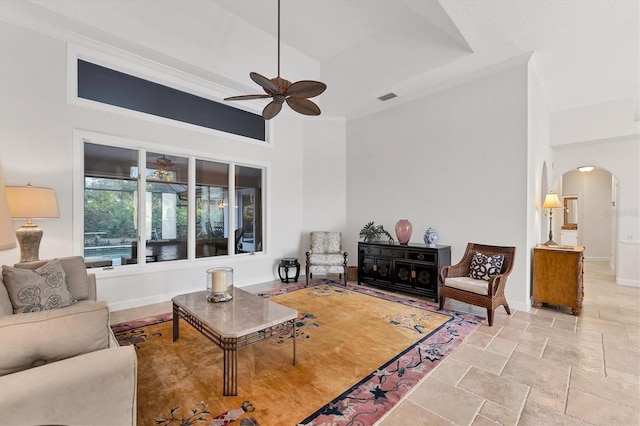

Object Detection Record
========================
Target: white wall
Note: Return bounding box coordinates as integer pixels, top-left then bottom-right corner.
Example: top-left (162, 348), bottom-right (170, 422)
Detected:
top-left (346, 64), bottom-right (531, 311)
top-left (551, 98), bottom-right (639, 145)
top-left (527, 55), bottom-right (554, 305)
top-left (300, 117), bottom-right (347, 258)
top-left (561, 169), bottom-right (613, 260)
top-left (0, 20), bottom-right (343, 309)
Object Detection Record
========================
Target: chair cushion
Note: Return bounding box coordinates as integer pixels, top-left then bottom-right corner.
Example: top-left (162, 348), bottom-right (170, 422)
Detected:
top-left (468, 252), bottom-right (504, 281)
top-left (13, 256), bottom-right (90, 301)
top-left (2, 260), bottom-right (76, 314)
top-left (310, 232), bottom-right (341, 254)
top-left (444, 276), bottom-right (489, 295)
top-left (308, 253), bottom-right (344, 266)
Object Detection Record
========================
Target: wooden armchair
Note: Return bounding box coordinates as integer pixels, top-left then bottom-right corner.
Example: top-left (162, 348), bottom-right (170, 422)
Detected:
top-left (438, 243), bottom-right (516, 326)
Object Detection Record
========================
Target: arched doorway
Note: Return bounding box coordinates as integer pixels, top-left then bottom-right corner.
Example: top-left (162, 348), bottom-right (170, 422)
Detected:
top-left (560, 167), bottom-right (618, 270)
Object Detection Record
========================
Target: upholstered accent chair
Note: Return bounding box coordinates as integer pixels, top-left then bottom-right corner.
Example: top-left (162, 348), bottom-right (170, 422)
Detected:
top-left (305, 231), bottom-right (348, 286)
top-left (438, 243), bottom-right (516, 326)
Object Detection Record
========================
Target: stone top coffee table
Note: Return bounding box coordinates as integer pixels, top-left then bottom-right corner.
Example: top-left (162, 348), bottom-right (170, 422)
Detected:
top-left (172, 288), bottom-right (298, 396)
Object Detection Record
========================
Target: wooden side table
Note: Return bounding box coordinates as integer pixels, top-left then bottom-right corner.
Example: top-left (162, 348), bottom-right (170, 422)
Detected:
top-left (532, 245), bottom-right (584, 315)
top-left (278, 258), bottom-right (300, 283)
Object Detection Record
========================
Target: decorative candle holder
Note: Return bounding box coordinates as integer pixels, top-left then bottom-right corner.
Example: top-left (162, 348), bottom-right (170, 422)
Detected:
top-left (206, 267), bottom-right (234, 302)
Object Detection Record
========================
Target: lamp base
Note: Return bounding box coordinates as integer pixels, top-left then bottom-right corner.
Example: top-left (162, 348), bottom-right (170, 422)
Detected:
top-left (543, 239), bottom-right (557, 246)
top-left (15, 224), bottom-right (43, 262)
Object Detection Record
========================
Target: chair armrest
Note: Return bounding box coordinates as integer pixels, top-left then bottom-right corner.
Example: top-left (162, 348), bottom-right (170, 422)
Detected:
top-left (439, 262), bottom-right (469, 282)
top-left (0, 346), bottom-right (137, 426)
top-left (487, 273), bottom-right (509, 296)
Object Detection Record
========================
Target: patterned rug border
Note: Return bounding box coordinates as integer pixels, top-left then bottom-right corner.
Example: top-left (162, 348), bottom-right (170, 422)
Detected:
top-left (111, 279), bottom-right (483, 425)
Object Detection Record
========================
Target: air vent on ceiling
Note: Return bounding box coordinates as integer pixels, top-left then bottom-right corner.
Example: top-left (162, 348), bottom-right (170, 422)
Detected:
top-left (377, 92), bottom-right (397, 101)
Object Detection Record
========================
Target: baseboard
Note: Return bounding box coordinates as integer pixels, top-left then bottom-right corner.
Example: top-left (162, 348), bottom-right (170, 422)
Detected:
top-left (510, 300), bottom-right (531, 313)
top-left (584, 257), bottom-right (609, 262)
top-left (616, 278), bottom-right (640, 288)
top-left (107, 274), bottom-right (278, 312)
top-left (108, 289), bottom-right (194, 312)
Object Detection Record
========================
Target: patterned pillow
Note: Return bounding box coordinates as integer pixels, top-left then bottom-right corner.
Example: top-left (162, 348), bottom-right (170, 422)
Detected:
top-left (2, 259), bottom-right (76, 314)
top-left (468, 252), bottom-right (504, 281)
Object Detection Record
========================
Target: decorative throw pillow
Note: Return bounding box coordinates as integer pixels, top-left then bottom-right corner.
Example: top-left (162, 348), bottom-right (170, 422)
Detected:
top-left (468, 252), bottom-right (504, 281)
top-left (2, 259), bottom-right (76, 314)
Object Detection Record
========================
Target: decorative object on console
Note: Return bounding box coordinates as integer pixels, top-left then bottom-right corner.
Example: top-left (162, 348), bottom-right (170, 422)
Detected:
top-left (0, 168), bottom-right (16, 251)
top-left (224, 0), bottom-right (326, 120)
top-left (6, 183), bottom-right (59, 262)
top-left (541, 192), bottom-right (563, 245)
top-left (394, 219), bottom-right (412, 245)
top-left (424, 227), bottom-right (438, 247)
top-left (359, 221), bottom-right (394, 243)
top-left (206, 267), bottom-right (233, 302)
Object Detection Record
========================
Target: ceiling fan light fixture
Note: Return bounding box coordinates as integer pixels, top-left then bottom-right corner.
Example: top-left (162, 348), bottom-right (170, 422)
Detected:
top-left (224, 0), bottom-right (326, 120)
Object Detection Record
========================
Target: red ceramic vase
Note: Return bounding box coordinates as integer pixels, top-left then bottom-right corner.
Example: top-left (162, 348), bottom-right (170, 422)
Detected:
top-left (395, 219), bottom-right (412, 245)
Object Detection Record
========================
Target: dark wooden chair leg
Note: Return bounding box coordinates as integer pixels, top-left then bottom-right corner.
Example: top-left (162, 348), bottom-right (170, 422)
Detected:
top-left (487, 309), bottom-right (494, 326)
top-left (438, 296), bottom-right (445, 310)
top-left (503, 303), bottom-right (511, 316)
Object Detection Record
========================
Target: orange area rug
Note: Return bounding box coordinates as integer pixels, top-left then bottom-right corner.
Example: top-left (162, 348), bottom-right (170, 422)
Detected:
top-left (112, 281), bottom-right (482, 425)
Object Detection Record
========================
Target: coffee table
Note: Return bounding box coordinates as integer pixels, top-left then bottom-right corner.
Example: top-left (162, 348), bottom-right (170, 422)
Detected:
top-left (172, 288), bottom-right (298, 396)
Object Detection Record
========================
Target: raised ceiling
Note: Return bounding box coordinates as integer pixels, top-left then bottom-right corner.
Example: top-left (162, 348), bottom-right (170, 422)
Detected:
top-left (2, 0), bottom-right (638, 119)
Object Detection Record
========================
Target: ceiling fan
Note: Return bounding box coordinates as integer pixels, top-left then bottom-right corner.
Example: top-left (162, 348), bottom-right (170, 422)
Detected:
top-left (224, 0), bottom-right (327, 120)
top-left (155, 154), bottom-right (174, 180)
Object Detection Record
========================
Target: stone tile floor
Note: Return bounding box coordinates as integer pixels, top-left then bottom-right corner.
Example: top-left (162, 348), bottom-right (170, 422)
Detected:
top-left (110, 262), bottom-right (639, 425)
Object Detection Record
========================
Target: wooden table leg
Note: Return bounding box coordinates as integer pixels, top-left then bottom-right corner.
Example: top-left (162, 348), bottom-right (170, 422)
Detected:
top-left (222, 337), bottom-right (238, 396)
top-left (292, 319), bottom-right (297, 366)
top-left (172, 303), bottom-right (180, 342)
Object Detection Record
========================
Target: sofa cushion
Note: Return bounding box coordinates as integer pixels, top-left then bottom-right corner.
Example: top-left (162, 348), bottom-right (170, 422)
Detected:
top-left (13, 256), bottom-right (90, 301)
top-left (444, 276), bottom-right (489, 295)
top-left (2, 260), bottom-right (75, 314)
top-left (468, 252), bottom-right (504, 281)
top-left (0, 301), bottom-right (110, 376)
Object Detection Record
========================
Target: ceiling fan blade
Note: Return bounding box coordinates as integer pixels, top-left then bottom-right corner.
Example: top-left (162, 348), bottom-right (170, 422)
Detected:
top-left (224, 94), bottom-right (272, 101)
top-left (250, 72), bottom-right (280, 94)
top-left (263, 101), bottom-right (283, 120)
top-left (286, 80), bottom-right (327, 98)
top-left (286, 97), bottom-right (321, 116)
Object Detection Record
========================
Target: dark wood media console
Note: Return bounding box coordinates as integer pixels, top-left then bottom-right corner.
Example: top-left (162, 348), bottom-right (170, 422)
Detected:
top-left (357, 241), bottom-right (451, 300)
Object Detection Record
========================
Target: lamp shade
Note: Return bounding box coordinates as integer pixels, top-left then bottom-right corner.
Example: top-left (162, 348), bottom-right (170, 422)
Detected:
top-left (542, 192), bottom-right (563, 209)
top-left (6, 184), bottom-right (60, 219)
top-left (0, 169), bottom-right (17, 250)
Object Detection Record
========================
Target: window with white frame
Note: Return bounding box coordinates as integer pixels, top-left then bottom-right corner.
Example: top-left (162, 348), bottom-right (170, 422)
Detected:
top-left (83, 142), bottom-right (263, 267)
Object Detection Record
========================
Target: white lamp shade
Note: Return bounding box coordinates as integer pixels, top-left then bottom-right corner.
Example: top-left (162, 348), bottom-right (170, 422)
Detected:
top-left (6, 185), bottom-right (60, 219)
top-left (0, 170), bottom-right (17, 250)
top-left (542, 193), bottom-right (563, 209)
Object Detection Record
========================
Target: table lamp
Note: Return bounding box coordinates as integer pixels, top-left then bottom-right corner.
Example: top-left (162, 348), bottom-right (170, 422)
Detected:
top-left (6, 183), bottom-right (59, 262)
top-left (0, 169), bottom-right (17, 251)
top-left (542, 192), bottom-right (563, 246)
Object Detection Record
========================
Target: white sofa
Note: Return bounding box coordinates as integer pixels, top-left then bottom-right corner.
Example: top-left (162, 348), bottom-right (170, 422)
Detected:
top-left (0, 256), bottom-right (137, 425)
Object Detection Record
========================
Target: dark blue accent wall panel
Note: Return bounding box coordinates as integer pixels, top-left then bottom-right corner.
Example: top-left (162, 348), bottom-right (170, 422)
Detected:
top-left (77, 60), bottom-right (266, 141)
